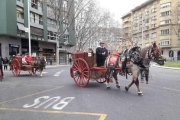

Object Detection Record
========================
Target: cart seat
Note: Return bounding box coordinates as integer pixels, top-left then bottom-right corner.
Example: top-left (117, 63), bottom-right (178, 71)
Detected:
top-left (115, 67), bottom-right (122, 71)
top-left (90, 66), bottom-right (107, 71)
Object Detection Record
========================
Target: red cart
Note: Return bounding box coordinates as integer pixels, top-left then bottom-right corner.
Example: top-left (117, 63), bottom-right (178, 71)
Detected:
top-left (70, 52), bottom-right (108, 87)
top-left (10, 56), bottom-right (35, 76)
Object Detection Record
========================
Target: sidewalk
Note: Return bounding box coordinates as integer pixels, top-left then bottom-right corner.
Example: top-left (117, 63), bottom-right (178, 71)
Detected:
top-left (151, 62), bottom-right (180, 70)
top-left (46, 64), bottom-right (70, 68)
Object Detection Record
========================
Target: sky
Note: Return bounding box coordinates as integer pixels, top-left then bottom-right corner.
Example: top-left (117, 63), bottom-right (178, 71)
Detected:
top-left (96, 0), bottom-right (147, 23)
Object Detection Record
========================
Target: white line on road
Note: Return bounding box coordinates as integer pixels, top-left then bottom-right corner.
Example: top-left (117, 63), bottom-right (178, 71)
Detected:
top-left (42, 72), bottom-right (48, 74)
top-left (54, 70), bottom-right (64, 76)
top-left (162, 87), bottom-right (180, 92)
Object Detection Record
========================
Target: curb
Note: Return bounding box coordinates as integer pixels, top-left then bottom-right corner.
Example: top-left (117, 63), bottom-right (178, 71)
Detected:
top-left (151, 63), bottom-right (180, 70)
top-left (46, 64), bottom-right (70, 68)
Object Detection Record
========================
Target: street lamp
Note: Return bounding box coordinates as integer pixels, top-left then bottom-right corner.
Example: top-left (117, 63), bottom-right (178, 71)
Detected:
top-left (27, 0), bottom-right (31, 55)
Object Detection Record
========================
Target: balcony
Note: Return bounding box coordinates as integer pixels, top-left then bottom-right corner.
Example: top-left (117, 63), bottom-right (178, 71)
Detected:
top-left (16, 0), bottom-right (24, 7)
top-left (17, 17), bottom-right (24, 23)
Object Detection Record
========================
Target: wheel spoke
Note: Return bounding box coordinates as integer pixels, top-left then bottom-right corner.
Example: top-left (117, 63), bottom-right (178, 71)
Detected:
top-left (76, 76), bottom-right (81, 84)
top-left (73, 62), bottom-right (79, 70)
top-left (82, 73), bottom-right (88, 78)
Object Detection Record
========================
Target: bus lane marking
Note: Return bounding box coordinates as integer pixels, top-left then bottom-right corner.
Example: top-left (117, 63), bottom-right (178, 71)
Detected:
top-left (23, 96), bottom-right (75, 110)
top-left (0, 85), bottom-right (108, 120)
top-left (0, 107), bottom-right (107, 120)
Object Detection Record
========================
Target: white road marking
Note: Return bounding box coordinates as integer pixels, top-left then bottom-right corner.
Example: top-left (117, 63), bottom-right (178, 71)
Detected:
top-left (23, 96), bottom-right (75, 110)
top-left (54, 70), bottom-right (64, 76)
top-left (42, 72), bottom-right (48, 74)
top-left (162, 87), bottom-right (180, 92)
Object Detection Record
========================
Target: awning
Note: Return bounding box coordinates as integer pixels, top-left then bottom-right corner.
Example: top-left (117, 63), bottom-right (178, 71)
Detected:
top-left (17, 23), bottom-right (25, 31)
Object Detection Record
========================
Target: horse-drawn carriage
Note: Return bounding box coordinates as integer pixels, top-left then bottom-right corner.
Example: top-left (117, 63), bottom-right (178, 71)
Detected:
top-left (70, 52), bottom-right (123, 87)
top-left (10, 56), bottom-right (45, 76)
top-left (70, 42), bottom-right (162, 95)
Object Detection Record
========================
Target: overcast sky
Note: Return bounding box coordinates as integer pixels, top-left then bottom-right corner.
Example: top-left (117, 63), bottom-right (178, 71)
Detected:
top-left (96, 0), bottom-right (147, 23)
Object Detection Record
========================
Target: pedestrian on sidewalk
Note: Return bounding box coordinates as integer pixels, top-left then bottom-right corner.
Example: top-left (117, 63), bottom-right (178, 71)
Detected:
top-left (0, 56), bottom-right (4, 79)
top-left (3, 57), bottom-right (9, 70)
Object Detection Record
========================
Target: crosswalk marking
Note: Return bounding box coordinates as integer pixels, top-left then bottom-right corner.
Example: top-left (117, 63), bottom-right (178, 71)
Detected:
top-left (53, 70), bottom-right (64, 76)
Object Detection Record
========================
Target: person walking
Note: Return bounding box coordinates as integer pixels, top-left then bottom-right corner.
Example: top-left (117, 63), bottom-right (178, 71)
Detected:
top-left (3, 57), bottom-right (9, 70)
top-left (0, 56), bottom-right (4, 80)
top-left (96, 42), bottom-right (108, 66)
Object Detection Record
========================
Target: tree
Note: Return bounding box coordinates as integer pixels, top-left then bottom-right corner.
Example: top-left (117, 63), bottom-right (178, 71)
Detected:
top-left (75, 0), bottom-right (112, 51)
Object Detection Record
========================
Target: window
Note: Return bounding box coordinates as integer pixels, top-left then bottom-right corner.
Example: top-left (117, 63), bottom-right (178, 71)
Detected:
top-left (151, 32), bottom-right (156, 39)
top-left (160, 11), bottom-right (171, 17)
top-left (151, 24), bottom-right (156, 28)
top-left (30, 12), bottom-right (43, 25)
top-left (160, 2), bottom-right (171, 8)
top-left (151, 15), bottom-right (157, 20)
top-left (160, 19), bottom-right (171, 25)
top-left (161, 29), bottom-right (170, 35)
top-left (47, 31), bottom-right (57, 40)
top-left (177, 2), bottom-right (180, 7)
top-left (31, 0), bottom-right (38, 9)
top-left (160, 39), bottom-right (170, 46)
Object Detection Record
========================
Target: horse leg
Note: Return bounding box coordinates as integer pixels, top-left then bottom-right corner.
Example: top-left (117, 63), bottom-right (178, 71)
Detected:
top-left (145, 69), bottom-right (149, 84)
top-left (40, 71), bottom-right (43, 76)
top-left (106, 69), bottom-right (111, 89)
top-left (113, 71), bottom-right (120, 88)
top-left (125, 79), bottom-right (134, 92)
top-left (31, 67), bottom-right (35, 75)
top-left (134, 78), bottom-right (143, 95)
top-left (140, 69), bottom-right (144, 83)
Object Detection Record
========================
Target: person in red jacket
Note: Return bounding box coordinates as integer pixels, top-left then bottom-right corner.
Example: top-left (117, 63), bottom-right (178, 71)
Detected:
top-left (25, 53), bottom-right (33, 64)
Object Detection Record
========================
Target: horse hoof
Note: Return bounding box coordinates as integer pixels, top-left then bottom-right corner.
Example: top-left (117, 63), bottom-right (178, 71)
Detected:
top-left (106, 86), bottom-right (110, 89)
top-left (137, 91), bottom-right (143, 96)
top-left (125, 86), bottom-right (128, 91)
top-left (116, 85), bottom-right (120, 89)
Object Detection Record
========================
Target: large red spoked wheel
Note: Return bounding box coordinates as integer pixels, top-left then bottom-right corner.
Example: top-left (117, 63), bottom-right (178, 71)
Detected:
top-left (71, 58), bottom-right (90, 87)
top-left (11, 59), bottom-right (21, 76)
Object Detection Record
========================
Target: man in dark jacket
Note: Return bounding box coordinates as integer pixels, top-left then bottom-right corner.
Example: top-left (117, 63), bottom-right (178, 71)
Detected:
top-left (96, 42), bottom-right (108, 66)
top-left (0, 56), bottom-right (4, 79)
top-left (3, 57), bottom-right (9, 70)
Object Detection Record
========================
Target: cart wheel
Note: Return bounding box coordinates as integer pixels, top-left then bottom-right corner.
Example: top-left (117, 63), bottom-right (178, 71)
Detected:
top-left (11, 59), bottom-right (20, 76)
top-left (96, 78), bottom-right (106, 83)
top-left (71, 58), bottom-right (90, 87)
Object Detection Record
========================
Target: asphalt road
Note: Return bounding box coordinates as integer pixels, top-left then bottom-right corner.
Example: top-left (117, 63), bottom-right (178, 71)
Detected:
top-left (0, 65), bottom-right (179, 120)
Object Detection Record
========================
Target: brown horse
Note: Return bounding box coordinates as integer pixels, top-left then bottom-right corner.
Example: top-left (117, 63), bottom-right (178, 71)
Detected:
top-left (124, 42), bottom-right (161, 95)
top-left (33, 57), bottom-right (46, 76)
top-left (105, 51), bottom-right (121, 89)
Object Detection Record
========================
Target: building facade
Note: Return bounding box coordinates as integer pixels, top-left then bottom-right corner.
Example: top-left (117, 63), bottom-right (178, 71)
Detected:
top-left (122, 0), bottom-right (180, 60)
top-left (0, 0), bottom-right (75, 64)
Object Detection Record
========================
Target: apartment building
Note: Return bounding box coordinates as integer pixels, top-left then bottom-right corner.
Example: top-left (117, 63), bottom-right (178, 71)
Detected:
top-left (0, 0), bottom-right (75, 64)
top-left (122, 0), bottom-right (180, 60)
